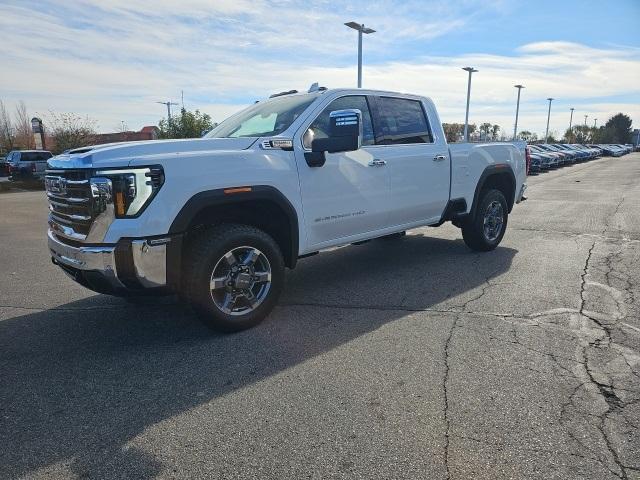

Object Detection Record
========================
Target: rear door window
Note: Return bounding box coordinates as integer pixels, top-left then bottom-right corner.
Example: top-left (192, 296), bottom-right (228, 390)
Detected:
top-left (375, 97), bottom-right (433, 145)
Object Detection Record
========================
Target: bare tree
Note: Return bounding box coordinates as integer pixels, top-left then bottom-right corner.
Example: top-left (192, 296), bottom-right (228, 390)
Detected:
top-left (46, 111), bottom-right (97, 154)
top-left (14, 101), bottom-right (35, 149)
top-left (0, 100), bottom-right (15, 153)
top-left (115, 121), bottom-right (128, 133)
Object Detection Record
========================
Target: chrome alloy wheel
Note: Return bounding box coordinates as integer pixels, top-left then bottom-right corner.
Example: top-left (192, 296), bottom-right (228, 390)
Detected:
top-left (209, 246), bottom-right (272, 316)
top-left (483, 200), bottom-right (504, 242)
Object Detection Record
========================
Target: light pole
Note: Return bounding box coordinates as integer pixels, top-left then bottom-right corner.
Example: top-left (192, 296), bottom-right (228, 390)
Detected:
top-left (544, 98), bottom-right (553, 144)
top-left (569, 107), bottom-right (574, 142)
top-left (462, 67), bottom-right (478, 142)
top-left (584, 114), bottom-right (588, 127)
top-left (345, 22), bottom-right (375, 88)
top-left (513, 84), bottom-right (524, 140)
top-left (593, 118), bottom-right (598, 128)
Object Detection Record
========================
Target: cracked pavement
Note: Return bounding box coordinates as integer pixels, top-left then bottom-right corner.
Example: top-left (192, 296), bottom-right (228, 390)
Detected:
top-left (1, 154), bottom-right (639, 479)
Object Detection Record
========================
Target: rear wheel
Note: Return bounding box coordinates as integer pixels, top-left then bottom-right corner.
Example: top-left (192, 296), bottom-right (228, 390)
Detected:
top-left (183, 224), bottom-right (285, 332)
top-left (461, 189), bottom-right (508, 252)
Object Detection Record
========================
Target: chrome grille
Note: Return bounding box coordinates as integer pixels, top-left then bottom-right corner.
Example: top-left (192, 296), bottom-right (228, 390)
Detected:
top-left (45, 170), bottom-right (95, 241)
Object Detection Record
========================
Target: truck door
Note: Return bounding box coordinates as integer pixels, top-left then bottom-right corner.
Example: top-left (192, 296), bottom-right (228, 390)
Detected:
top-left (293, 94), bottom-right (391, 249)
top-left (369, 96), bottom-right (450, 226)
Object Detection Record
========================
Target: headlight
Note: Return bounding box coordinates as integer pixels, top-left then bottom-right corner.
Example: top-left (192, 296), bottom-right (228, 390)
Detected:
top-left (93, 166), bottom-right (164, 218)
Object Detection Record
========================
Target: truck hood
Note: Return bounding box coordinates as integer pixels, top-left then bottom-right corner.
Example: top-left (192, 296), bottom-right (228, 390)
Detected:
top-left (47, 137), bottom-right (258, 169)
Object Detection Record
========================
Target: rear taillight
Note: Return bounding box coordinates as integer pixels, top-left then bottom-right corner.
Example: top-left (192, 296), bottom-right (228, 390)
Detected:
top-left (525, 147), bottom-right (531, 176)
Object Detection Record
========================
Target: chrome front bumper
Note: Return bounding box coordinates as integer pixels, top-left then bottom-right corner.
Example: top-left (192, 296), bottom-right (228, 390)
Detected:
top-left (48, 229), bottom-right (169, 292)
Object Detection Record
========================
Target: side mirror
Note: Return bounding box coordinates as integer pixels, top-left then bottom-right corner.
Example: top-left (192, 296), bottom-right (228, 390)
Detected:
top-left (311, 109), bottom-right (362, 154)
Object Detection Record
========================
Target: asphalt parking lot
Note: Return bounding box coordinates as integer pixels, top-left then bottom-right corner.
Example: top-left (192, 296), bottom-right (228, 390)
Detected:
top-left (1, 154), bottom-right (639, 479)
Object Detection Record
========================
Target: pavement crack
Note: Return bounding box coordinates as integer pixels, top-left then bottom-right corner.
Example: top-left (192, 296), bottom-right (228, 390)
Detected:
top-left (442, 314), bottom-right (459, 480)
top-left (574, 233), bottom-right (634, 479)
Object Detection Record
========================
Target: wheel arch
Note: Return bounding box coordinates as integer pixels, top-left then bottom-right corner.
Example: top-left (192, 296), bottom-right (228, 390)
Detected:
top-left (469, 165), bottom-right (516, 218)
top-left (169, 186), bottom-right (299, 269)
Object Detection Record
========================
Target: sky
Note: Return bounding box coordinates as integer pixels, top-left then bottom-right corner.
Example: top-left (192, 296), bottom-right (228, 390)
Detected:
top-left (1, 0), bottom-right (639, 137)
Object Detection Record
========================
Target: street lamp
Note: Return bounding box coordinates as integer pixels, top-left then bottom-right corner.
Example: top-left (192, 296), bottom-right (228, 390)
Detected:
top-left (345, 21), bottom-right (375, 88)
top-left (513, 84), bottom-right (524, 140)
top-left (462, 67), bottom-right (478, 142)
top-left (544, 98), bottom-right (553, 144)
top-left (569, 108), bottom-right (574, 141)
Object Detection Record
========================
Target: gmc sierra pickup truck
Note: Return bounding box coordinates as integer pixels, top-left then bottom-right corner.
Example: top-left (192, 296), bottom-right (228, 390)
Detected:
top-left (46, 86), bottom-right (527, 331)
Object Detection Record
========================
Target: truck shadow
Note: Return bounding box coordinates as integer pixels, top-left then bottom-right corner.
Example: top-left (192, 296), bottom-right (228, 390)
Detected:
top-left (0, 233), bottom-right (516, 478)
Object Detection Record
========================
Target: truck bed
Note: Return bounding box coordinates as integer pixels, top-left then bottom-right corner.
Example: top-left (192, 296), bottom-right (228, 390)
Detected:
top-left (448, 141), bottom-right (527, 214)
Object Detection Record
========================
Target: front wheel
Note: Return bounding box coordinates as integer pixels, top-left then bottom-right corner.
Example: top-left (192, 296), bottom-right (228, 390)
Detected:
top-left (182, 224), bottom-right (285, 332)
top-left (461, 189), bottom-right (508, 252)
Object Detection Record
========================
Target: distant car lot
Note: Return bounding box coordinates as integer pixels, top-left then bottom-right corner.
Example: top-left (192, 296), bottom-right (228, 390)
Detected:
top-left (1, 153), bottom-right (638, 479)
top-left (528, 143), bottom-right (634, 172)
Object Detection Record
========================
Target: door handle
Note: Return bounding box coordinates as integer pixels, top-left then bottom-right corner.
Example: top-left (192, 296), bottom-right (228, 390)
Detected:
top-left (368, 159), bottom-right (387, 167)
top-left (433, 154), bottom-right (447, 161)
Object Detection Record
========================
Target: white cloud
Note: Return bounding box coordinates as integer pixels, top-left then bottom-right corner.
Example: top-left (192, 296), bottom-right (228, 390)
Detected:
top-left (1, 1), bottom-right (638, 135)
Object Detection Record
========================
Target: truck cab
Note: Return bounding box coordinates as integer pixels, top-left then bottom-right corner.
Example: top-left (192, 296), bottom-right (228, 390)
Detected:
top-left (46, 87), bottom-right (526, 331)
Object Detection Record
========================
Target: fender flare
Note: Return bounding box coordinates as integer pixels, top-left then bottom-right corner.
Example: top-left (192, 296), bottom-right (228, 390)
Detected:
top-left (169, 185), bottom-right (299, 268)
top-left (469, 164), bottom-right (516, 219)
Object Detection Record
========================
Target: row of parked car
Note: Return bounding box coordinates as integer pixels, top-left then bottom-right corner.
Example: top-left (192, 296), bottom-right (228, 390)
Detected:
top-left (528, 144), bottom-right (634, 172)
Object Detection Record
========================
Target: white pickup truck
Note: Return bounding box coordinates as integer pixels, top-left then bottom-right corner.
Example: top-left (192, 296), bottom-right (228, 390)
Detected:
top-left (46, 86), bottom-right (527, 331)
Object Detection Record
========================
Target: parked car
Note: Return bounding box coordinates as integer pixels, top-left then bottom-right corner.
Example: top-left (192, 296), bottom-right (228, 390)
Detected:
top-left (528, 152), bottom-right (542, 172)
top-left (563, 144), bottom-right (590, 161)
top-left (541, 144), bottom-right (573, 165)
top-left (587, 145), bottom-right (606, 156)
top-left (569, 144), bottom-right (598, 159)
top-left (546, 144), bottom-right (577, 164)
top-left (554, 144), bottom-right (586, 162)
top-left (45, 86), bottom-right (527, 332)
top-left (597, 144), bottom-right (624, 157)
top-left (615, 144), bottom-right (632, 154)
top-left (529, 145), bottom-right (561, 167)
top-left (0, 155), bottom-right (8, 176)
top-left (6, 150), bottom-right (53, 182)
top-left (528, 150), bottom-right (553, 170)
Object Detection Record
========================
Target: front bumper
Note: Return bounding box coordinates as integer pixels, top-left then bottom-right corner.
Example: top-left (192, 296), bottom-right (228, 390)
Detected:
top-left (48, 229), bottom-right (175, 295)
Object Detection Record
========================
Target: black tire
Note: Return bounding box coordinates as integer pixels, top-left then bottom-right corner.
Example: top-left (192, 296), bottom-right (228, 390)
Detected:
top-left (182, 224), bottom-right (285, 332)
top-left (461, 189), bottom-right (508, 252)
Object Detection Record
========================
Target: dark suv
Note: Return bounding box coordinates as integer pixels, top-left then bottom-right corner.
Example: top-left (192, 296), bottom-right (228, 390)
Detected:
top-left (6, 150), bottom-right (53, 182)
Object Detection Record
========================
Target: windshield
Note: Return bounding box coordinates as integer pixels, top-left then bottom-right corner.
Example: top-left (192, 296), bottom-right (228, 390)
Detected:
top-left (206, 94), bottom-right (319, 139)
